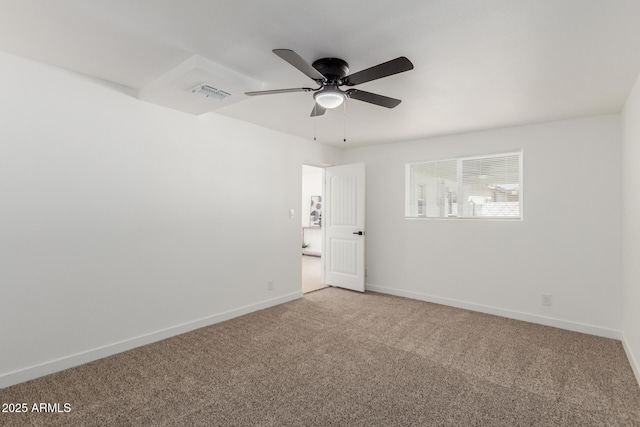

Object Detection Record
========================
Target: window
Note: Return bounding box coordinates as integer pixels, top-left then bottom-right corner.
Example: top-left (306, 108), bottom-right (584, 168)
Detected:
top-left (405, 151), bottom-right (522, 219)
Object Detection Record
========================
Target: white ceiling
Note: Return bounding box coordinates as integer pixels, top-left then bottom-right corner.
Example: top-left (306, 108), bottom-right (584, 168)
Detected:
top-left (1, 0), bottom-right (640, 147)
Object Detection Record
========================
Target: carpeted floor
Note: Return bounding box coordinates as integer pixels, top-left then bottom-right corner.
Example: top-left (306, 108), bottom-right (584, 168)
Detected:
top-left (1, 288), bottom-right (639, 426)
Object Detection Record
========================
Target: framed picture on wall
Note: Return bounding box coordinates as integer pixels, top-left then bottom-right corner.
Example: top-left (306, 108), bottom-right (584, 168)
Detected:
top-left (310, 196), bottom-right (322, 227)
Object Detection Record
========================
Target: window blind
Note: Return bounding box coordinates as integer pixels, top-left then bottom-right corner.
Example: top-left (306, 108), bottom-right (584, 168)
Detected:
top-left (406, 151), bottom-right (522, 219)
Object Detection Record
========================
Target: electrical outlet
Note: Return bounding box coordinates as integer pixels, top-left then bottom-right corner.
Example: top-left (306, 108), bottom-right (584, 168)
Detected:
top-left (267, 280), bottom-right (274, 291)
top-left (542, 294), bottom-right (552, 306)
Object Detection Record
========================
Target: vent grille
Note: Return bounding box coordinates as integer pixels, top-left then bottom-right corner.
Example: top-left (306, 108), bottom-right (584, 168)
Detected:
top-left (191, 84), bottom-right (231, 101)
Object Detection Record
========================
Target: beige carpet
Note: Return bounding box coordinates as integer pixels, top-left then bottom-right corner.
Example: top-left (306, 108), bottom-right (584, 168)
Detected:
top-left (301, 254), bottom-right (327, 294)
top-left (1, 288), bottom-right (639, 426)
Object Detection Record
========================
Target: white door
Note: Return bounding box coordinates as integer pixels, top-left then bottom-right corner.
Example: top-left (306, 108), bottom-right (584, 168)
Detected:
top-left (324, 163), bottom-right (366, 292)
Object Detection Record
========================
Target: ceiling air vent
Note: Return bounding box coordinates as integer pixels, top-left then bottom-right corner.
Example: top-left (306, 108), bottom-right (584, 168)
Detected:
top-left (191, 84), bottom-right (231, 101)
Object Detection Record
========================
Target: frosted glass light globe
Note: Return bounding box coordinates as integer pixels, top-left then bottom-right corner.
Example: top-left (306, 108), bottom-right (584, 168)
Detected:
top-left (314, 87), bottom-right (345, 109)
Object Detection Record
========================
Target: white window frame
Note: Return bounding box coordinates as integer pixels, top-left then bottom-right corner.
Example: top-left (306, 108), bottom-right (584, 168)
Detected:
top-left (405, 150), bottom-right (523, 220)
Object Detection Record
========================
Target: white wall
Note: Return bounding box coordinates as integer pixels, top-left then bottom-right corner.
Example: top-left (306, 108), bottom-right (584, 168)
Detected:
top-left (343, 116), bottom-right (623, 337)
top-left (0, 51), bottom-right (342, 387)
top-left (622, 72), bottom-right (640, 382)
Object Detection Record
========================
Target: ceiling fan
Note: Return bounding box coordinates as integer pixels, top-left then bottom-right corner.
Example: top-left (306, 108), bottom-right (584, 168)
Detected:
top-left (245, 49), bottom-right (414, 116)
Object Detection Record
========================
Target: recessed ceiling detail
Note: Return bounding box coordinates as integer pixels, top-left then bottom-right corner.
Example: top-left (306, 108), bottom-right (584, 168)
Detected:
top-left (138, 55), bottom-right (260, 115)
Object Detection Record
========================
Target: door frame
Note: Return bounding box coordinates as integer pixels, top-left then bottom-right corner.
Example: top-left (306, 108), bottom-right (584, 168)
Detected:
top-left (301, 163), bottom-right (327, 289)
top-left (301, 162), bottom-right (366, 293)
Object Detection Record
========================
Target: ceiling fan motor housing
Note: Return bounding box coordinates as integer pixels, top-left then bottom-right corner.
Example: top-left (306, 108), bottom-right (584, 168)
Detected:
top-left (312, 58), bottom-right (349, 81)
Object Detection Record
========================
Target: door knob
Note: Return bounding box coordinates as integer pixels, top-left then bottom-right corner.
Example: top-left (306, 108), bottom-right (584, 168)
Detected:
top-left (352, 231), bottom-right (365, 236)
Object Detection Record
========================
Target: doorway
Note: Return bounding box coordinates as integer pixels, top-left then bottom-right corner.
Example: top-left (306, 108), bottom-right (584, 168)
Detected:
top-left (301, 165), bottom-right (327, 293)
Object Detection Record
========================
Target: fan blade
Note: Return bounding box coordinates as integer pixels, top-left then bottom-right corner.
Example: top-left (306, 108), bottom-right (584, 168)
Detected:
top-left (310, 103), bottom-right (326, 117)
top-left (273, 49), bottom-right (326, 81)
top-left (346, 89), bottom-right (401, 108)
top-left (245, 87), bottom-right (314, 96)
top-left (342, 57), bottom-right (414, 86)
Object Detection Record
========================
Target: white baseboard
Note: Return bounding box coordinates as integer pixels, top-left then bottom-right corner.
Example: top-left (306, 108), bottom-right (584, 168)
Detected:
top-left (0, 291), bottom-right (303, 389)
top-left (621, 333), bottom-right (640, 387)
top-left (366, 284), bottom-right (622, 340)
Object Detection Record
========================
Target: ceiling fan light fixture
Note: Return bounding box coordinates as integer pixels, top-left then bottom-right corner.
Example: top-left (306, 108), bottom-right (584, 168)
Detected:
top-left (314, 86), bottom-right (345, 109)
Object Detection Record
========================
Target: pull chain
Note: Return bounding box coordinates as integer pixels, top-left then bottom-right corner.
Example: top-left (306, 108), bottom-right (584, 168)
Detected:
top-left (313, 103), bottom-right (317, 141)
top-left (343, 99), bottom-right (347, 143)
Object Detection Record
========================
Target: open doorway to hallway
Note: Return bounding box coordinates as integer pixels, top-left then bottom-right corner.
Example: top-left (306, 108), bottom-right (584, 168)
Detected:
top-left (302, 165), bottom-right (328, 294)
